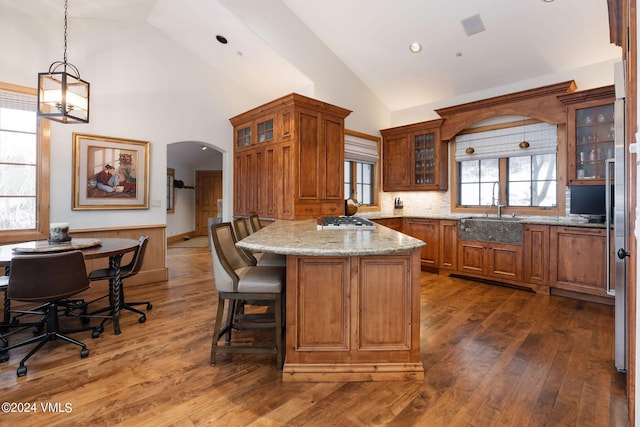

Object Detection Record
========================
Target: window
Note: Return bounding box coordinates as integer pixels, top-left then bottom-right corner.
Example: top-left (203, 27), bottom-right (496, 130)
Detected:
top-left (454, 120), bottom-right (561, 215)
top-left (345, 161), bottom-right (373, 204)
top-left (459, 159), bottom-right (499, 206)
top-left (458, 154), bottom-right (558, 208)
top-left (0, 82), bottom-right (49, 243)
top-left (508, 154), bottom-right (557, 206)
top-left (344, 130), bottom-right (380, 209)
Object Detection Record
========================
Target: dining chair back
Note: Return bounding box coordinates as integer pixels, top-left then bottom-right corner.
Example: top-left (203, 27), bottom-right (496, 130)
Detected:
top-left (1, 250), bottom-right (91, 376)
top-left (209, 222), bottom-right (285, 369)
top-left (86, 235), bottom-right (152, 327)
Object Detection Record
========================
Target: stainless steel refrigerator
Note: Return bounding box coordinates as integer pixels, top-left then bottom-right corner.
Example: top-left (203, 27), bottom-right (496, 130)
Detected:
top-left (607, 60), bottom-right (628, 372)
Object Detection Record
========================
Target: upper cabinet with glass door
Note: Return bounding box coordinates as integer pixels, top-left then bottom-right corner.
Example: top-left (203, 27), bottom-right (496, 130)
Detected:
top-left (381, 119), bottom-right (447, 191)
top-left (559, 85), bottom-right (615, 186)
top-left (233, 115), bottom-right (276, 150)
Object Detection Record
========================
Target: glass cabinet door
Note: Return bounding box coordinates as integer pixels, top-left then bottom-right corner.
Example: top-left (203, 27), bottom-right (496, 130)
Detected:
top-left (413, 132), bottom-right (436, 186)
top-left (256, 118), bottom-right (274, 143)
top-left (575, 103), bottom-right (614, 180)
top-left (236, 125), bottom-right (252, 148)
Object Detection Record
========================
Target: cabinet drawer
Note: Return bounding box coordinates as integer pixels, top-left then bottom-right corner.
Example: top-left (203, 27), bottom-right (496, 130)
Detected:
top-left (295, 204), bottom-right (322, 218)
top-left (320, 202), bottom-right (342, 216)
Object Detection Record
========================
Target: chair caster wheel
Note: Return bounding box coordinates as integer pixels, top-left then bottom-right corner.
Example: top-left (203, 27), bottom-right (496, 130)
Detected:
top-left (32, 326), bottom-right (42, 335)
top-left (146, 303), bottom-right (153, 310)
top-left (80, 348), bottom-right (89, 358)
top-left (17, 365), bottom-right (27, 377)
top-left (91, 329), bottom-right (101, 338)
top-left (82, 317), bottom-right (91, 324)
top-left (138, 316), bottom-right (146, 323)
top-left (0, 352), bottom-right (9, 363)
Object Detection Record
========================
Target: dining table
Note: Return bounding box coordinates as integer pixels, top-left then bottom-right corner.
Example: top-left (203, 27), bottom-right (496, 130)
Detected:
top-left (0, 237), bottom-right (139, 335)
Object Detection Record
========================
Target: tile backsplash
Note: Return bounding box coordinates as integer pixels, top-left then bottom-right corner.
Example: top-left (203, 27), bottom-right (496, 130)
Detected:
top-left (376, 188), bottom-right (588, 222)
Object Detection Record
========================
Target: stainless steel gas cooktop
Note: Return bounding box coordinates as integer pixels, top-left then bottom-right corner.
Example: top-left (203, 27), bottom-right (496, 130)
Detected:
top-left (319, 216), bottom-right (377, 230)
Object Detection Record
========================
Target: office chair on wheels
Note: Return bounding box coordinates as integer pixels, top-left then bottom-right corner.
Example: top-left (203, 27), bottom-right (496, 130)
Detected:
top-left (0, 251), bottom-right (91, 377)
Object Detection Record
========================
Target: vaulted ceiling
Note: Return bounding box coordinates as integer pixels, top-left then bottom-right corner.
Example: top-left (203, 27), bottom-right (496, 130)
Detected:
top-left (7, 0), bottom-right (621, 112)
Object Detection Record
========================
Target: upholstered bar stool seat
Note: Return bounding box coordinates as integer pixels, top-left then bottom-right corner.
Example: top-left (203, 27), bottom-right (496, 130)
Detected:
top-left (236, 266), bottom-right (284, 293)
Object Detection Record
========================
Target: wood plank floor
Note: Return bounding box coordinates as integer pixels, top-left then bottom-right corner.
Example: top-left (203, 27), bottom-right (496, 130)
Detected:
top-left (0, 245), bottom-right (629, 426)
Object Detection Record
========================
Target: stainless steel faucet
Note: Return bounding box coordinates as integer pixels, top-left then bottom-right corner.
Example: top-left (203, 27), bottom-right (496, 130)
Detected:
top-left (492, 181), bottom-right (505, 218)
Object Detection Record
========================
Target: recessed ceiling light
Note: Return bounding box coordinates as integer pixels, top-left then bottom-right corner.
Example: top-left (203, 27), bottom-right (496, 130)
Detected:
top-left (409, 42), bottom-right (422, 53)
top-left (216, 35), bottom-right (228, 44)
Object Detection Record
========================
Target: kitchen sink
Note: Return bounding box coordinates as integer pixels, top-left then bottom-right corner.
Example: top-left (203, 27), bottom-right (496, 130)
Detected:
top-left (458, 216), bottom-right (523, 244)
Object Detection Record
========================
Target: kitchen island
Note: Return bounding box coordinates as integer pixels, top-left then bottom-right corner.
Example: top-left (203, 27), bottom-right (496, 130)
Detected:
top-left (237, 219), bottom-right (426, 382)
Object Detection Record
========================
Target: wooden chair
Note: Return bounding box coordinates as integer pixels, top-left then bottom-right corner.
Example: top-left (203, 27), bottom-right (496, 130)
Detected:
top-left (233, 217), bottom-right (286, 267)
top-left (0, 251), bottom-right (91, 377)
top-left (85, 236), bottom-right (151, 334)
top-left (209, 222), bottom-right (285, 370)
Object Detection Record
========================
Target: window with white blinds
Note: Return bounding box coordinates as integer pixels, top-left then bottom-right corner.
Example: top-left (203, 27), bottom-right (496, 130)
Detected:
top-left (0, 86), bottom-right (40, 232)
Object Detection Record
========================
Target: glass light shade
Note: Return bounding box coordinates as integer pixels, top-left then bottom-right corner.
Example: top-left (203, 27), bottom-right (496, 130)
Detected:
top-left (37, 69), bottom-right (90, 123)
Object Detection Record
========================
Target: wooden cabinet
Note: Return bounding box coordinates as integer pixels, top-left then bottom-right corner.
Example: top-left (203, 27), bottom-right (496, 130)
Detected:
top-left (285, 252), bottom-right (423, 382)
top-left (522, 224), bottom-right (549, 286)
top-left (371, 217), bottom-right (403, 231)
top-left (439, 220), bottom-right (458, 271)
top-left (380, 119), bottom-right (447, 192)
top-left (404, 218), bottom-right (439, 269)
top-left (231, 93), bottom-right (351, 219)
top-left (549, 226), bottom-right (608, 297)
top-left (458, 240), bottom-right (522, 282)
top-left (559, 86), bottom-right (615, 186)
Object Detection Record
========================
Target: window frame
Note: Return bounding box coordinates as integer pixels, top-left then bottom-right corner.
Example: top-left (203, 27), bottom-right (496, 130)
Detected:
top-left (344, 129), bottom-right (381, 212)
top-left (0, 81), bottom-right (50, 243)
top-left (450, 121), bottom-right (566, 217)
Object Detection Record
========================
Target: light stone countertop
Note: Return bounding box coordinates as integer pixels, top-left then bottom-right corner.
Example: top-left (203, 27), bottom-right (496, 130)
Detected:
top-left (236, 219), bottom-right (425, 256)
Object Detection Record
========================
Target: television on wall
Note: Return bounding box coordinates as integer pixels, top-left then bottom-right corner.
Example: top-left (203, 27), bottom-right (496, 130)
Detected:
top-left (569, 185), bottom-right (612, 223)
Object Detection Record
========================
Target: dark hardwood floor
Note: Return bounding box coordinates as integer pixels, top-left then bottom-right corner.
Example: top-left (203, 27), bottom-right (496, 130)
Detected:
top-left (0, 245), bottom-right (629, 426)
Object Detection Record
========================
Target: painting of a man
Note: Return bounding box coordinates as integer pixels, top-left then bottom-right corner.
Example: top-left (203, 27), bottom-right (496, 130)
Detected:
top-left (96, 164), bottom-right (122, 192)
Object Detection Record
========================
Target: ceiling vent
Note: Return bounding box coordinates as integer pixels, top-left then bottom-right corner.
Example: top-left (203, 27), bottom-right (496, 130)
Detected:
top-left (461, 14), bottom-right (486, 37)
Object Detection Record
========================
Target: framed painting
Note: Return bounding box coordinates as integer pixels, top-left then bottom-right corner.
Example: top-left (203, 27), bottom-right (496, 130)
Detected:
top-left (72, 133), bottom-right (150, 210)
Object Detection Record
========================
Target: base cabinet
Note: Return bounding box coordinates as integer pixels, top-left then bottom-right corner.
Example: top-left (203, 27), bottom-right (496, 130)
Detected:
top-left (371, 217), bottom-right (403, 232)
top-left (523, 224), bottom-right (549, 286)
top-left (549, 226), bottom-right (607, 297)
top-left (458, 240), bottom-right (522, 282)
top-left (284, 252), bottom-right (424, 382)
top-left (403, 218), bottom-right (439, 269)
top-left (439, 220), bottom-right (458, 271)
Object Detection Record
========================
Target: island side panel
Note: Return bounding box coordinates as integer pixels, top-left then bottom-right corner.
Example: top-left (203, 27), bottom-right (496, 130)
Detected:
top-left (283, 250), bottom-right (424, 382)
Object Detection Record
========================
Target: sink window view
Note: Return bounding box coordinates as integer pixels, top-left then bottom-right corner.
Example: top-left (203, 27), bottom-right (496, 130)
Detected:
top-left (456, 121), bottom-right (558, 213)
top-left (507, 153), bottom-right (557, 206)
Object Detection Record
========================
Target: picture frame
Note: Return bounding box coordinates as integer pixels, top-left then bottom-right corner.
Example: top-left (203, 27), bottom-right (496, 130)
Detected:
top-left (167, 167), bottom-right (175, 213)
top-left (72, 133), bottom-right (150, 210)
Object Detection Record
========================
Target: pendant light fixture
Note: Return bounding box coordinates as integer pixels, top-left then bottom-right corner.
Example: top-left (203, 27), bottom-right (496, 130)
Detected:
top-left (519, 117), bottom-right (530, 149)
top-left (37, 0), bottom-right (90, 123)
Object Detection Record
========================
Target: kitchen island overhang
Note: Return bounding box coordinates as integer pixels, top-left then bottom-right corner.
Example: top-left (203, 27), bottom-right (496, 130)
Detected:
top-left (237, 219), bottom-right (426, 382)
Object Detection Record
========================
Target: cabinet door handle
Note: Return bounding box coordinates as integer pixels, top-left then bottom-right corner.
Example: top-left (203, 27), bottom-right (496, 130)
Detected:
top-left (618, 248), bottom-right (631, 259)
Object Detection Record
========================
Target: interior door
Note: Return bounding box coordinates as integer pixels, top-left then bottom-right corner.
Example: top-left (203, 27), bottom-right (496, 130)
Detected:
top-left (196, 170), bottom-right (222, 236)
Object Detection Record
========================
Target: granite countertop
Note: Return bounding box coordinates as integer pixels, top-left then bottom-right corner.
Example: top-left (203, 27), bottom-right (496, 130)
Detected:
top-left (358, 212), bottom-right (607, 229)
top-left (236, 219), bottom-right (425, 256)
